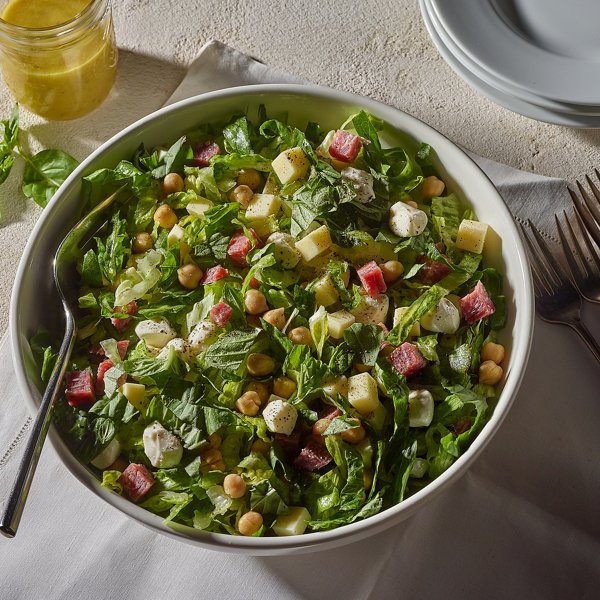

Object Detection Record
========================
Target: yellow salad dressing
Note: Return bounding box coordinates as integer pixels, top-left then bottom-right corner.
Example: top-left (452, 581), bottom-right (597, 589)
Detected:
top-left (0, 0), bottom-right (118, 120)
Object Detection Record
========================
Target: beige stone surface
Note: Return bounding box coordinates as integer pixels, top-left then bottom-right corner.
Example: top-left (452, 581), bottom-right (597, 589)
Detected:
top-left (1, 0), bottom-right (599, 336)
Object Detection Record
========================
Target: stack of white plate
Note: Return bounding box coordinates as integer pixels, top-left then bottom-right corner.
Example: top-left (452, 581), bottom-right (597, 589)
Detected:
top-left (420, 0), bottom-right (600, 127)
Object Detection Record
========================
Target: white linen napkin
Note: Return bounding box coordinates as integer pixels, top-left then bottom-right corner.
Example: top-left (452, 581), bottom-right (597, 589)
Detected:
top-left (1, 40), bottom-right (599, 600)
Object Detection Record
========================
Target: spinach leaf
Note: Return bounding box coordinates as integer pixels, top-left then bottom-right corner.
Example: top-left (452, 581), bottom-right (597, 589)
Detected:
top-left (21, 149), bottom-right (79, 207)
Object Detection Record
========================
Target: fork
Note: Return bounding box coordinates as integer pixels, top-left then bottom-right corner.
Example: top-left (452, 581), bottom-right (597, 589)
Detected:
top-left (0, 189), bottom-right (123, 538)
top-left (554, 209), bottom-right (600, 304)
top-left (519, 220), bottom-right (600, 363)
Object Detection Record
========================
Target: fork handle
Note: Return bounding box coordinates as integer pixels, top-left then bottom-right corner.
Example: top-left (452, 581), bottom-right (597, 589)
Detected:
top-left (569, 320), bottom-right (600, 364)
top-left (0, 311), bottom-right (75, 538)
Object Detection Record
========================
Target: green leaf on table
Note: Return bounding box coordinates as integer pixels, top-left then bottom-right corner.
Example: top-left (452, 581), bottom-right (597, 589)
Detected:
top-left (21, 148), bottom-right (79, 207)
top-left (0, 104), bottom-right (19, 185)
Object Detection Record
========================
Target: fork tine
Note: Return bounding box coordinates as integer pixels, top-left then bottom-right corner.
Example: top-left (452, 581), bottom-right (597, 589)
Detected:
top-left (586, 173), bottom-right (600, 204)
top-left (519, 222), bottom-right (556, 297)
top-left (554, 212), bottom-right (588, 283)
top-left (573, 208), bottom-right (600, 276)
top-left (569, 187), bottom-right (600, 249)
top-left (526, 219), bottom-right (566, 289)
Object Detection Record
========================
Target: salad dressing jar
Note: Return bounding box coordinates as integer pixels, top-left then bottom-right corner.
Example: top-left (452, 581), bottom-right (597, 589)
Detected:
top-left (0, 0), bottom-right (117, 120)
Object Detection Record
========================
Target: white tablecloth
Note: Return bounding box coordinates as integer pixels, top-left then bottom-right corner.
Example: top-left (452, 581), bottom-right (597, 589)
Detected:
top-left (1, 42), bottom-right (599, 600)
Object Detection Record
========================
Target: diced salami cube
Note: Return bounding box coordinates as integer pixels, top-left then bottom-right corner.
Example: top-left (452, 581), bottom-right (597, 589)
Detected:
top-left (89, 340), bottom-right (129, 363)
top-left (357, 261), bottom-right (387, 298)
top-left (111, 300), bottom-right (138, 332)
top-left (249, 276), bottom-right (261, 289)
top-left (460, 280), bottom-right (496, 324)
top-left (226, 229), bottom-right (262, 267)
top-left (329, 130), bottom-right (363, 163)
top-left (377, 322), bottom-right (389, 335)
top-left (390, 342), bottom-right (427, 378)
top-left (418, 256), bottom-right (452, 286)
top-left (119, 463), bottom-right (154, 502)
top-left (294, 438), bottom-right (333, 471)
top-left (96, 360), bottom-right (127, 395)
top-left (274, 431), bottom-right (301, 460)
top-left (200, 265), bottom-right (229, 284)
top-left (117, 340), bottom-right (130, 359)
top-left (210, 301), bottom-right (233, 327)
top-left (65, 369), bottom-right (95, 407)
top-left (192, 141), bottom-right (220, 167)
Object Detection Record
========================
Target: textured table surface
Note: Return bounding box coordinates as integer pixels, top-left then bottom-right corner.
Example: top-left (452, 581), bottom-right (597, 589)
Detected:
top-left (1, 0), bottom-right (599, 336)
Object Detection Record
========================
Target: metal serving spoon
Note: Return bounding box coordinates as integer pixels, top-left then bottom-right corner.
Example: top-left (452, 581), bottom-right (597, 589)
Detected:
top-left (0, 189), bottom-right (122, 538)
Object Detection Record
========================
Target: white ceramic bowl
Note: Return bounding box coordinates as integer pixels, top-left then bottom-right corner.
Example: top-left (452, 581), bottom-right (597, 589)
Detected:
top-left (10, 84), bottom-right (534, 555)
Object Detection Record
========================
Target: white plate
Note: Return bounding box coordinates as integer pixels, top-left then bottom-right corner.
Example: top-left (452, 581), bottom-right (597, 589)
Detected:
top-left (423, 0), bottom-right (600, 117)
top-left (429, 0), bottom-right (600, 106)
top-left (421, 0), bottom-right (600, 128)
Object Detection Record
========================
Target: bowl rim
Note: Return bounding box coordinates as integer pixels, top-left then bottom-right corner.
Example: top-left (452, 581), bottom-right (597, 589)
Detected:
top-left (9, 83), bottom-right (534, 553)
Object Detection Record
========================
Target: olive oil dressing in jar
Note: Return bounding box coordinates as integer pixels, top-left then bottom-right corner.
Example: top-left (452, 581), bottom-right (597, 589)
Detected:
top-left (0, 0), bottom-right (118, 120)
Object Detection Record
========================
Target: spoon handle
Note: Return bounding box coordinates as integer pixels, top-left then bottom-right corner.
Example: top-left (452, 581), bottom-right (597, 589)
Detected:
top-left (0, 310), bottom-right (75, 538)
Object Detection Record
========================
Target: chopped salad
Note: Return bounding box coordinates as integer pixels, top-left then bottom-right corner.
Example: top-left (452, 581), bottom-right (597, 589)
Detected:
top-left (37, 108), bottom-right (507, 537)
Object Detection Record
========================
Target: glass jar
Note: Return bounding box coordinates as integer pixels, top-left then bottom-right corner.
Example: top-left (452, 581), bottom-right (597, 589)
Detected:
top-left (0, 0), bottom-right (118, 120)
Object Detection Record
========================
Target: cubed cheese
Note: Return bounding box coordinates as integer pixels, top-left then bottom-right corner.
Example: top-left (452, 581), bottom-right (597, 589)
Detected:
top-left (271, 147), bottom-right (310, 184)
top-left (295, 225), bottom-right (332, 262)
top-left (322, 375), bottom-right (348, 398)
top-left (167, 224), bottom-right (185, 246)
top-left (456, 219), bottom-right (489, 254)
top-left (120, 382), bottom-right (148, 413)
top-left (90, 437), bottom-right (122, 469)
top-left (393, 307), bottom-right (421, 337)
top-left (262, 173), bottom-right (280, 195)
top-left (348, 372), bottom-right (381, 415)
top-left (273, 506), bottom-right (312, 536)
top-left (245, 193), bottom-right (281, 220)
top-left (143, 421), bottom-right (183, 468)
top-left (420, 298), bottom-right (461, 334)
top-left (327, 310), bottom-right (356, 339)
top-left (186, 197), bottom-right (213, 217)
top-left (408, 390), bottom-right (434, 428)
top-left (389, 201), bottom-right (428, 237)
top-left (313, 274), bottom-right (339, 307)
top-left (135, 319), bottom-right (177, 349)
top-left (267, 232), bottom-right (301, 268)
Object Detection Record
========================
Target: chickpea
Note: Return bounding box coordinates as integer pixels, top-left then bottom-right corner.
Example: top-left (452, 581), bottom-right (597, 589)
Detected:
top-left (263, 307), bottom-right (286, 330)
top-left (312, 418), bottom-right (330, 439)
top-left (223, 473), bottom-right (247, 499)
top-left (244, 289), bottom-right (269, 315)
top-left (340, 420), bottom-right (366, 444)
top-left (273, 376), bottom-right (297, 399)
top-left (208, 432), bottom-right (222, 449)
top-left (200, 448), bottom-right (225, 473)
top-left (177, 263), bottom-right (203, 289)
top-left (245, 381), bottom-right (271, 404)
top-left (354, 363), bottom-right (372, 373)
top-left (288, 326), bottom-right (313, 347)
top-left (421, 175), bottom-right (445, 199)
top-left (238, 511), bottom-right (263, 536)
top-left (246, 353), bottom-right (275, 377)
top-left (237, 168), bottom-right (262, 190)
top-left (229, 184), bottom-right (254, 208)
top-left (132, 232), bottom-right (153, 254)
top-left (153, 204), bottom-right (178, 229)
top-left (380, 260), bottom-right (404, 284)
top-left (479, 360), bottom-right (504, 385)
top-left (251, 438), bottom-right (271, 455)
top-left (163, 172), bottom-right (184, 195)
top-left (236, 391), bottom-right (262, 416)
top-left (480, 342), bottom-right (505, 365)
top-left (406, 200), bottom-right (418, 208)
